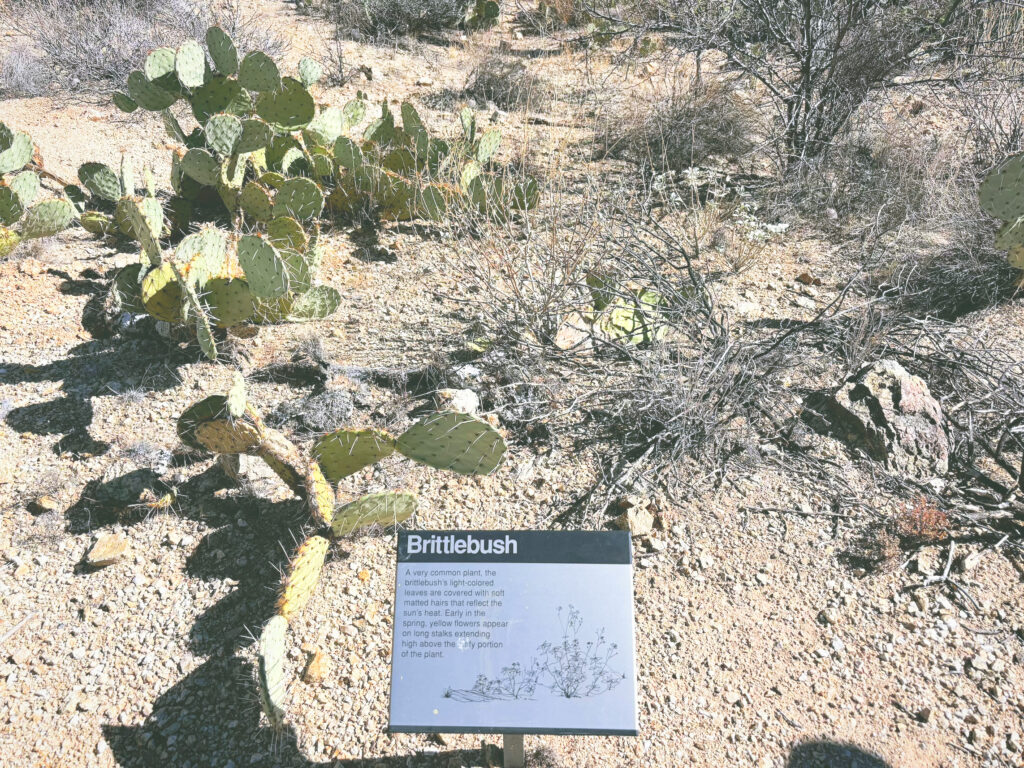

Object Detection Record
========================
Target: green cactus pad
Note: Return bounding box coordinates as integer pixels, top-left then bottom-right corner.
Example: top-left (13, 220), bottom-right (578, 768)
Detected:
top-left (994, 219), bottom-right (1024, 251)
top-left (280, 250), bottom-right (312, 294)
top-left (287, 285), bottom-right (340, 320)
top-left (120, 155), bottom-right (135, 198)
top-left (0, 188), bottom-right (24, 226)
top-left (238, 235), bottom-right (289, 299)
top-left (205, 113), bottom-right (243, 156)
top-left (204, 277), bottom-right (254, 327)
top-left (127, 70), bottom-right (178, 111)
top-left (304, 107), bottom-right (346, 147)
top-left (460, 161), bottom-right (482, 192)
top-left (383, 148), bottom-right (415, 174)
top-left (144, 47), bottom-right (176, 81)
top-left (175, 40), bottom-right (206, 89)
top-left (80, 211), bottom-right (114, 235)
top-left (175, 226), bottom-right (227, 285)
top-left (4, 171), bottom-right (36, 205)
top-left (181, 148), bottom-right (220, 186)
top-left (141, 262), bottom-right (183, 322)
top-left (205, 26), bottom-right (238, 76)
top-left (112, 92), bottom-right (138, 113)
top-left (279, 148), bottom-right (307, 176)
top-left (266, 216), bottom-right (308, 252)
top-left (78, 163), bottom-right (121, 203)
top-left (159, 111), bottom-right (186, 144)
top-left (363, 102), bottom-right (395, 145)
top-left (237, 118), bottom-right (273, 154)
top-left (226, 371), bottom-right (247, 418)
top-left (476, 129), bottom-right (501, 163)
top-left (21, 199), bottom-right (74, 239)
top-left (1008, 244), bottom-right (1024, 269)
top-left (308, 147), bottom-right (334, 180)
top-left (239, 182), bottom-right (274, 221)
top-left (239, 51), bottom-right (281, 93)
top-left (196, 311), bottom-right (217, 360)
top-left (190, 75), bottom-right (244, 124)
top-left (331, 491), bottom-right (416, 537)
top-left (460, 107), bottom-right (476, 141)
top-left (333, 137), bottom-right (362, 171)
top-left (510, 177), bottom-right (539, 210)
top-left (256, 76), bottom-right (315, 131)
top-left (418, 185), bottom-right (448, 221)
top-left (313, 428), bottom-right (396, 484)
top-left (396, 411), bottom-right (506, 475)
top-left (126, 196), bottom-right (164, 265)
top-left (298, 57), bottom-right (322, 89)
top-left (979, 152), bottom-right (1024, 221)
top-left (401, 102), bottom-right (424, 136)
top-left (273, 178), bottom-right (324, 221)
top-left (0, 130), bottom-right (32, 175)
top-left (257, 615), bottom-right (288, 730)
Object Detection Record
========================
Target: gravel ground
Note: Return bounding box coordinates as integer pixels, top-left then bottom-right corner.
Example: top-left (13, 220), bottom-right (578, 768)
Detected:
top-left (2, 4), bottom-right (1024, 767)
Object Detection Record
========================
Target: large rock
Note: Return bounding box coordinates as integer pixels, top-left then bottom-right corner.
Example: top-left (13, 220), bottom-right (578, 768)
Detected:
top-left (814, 360), bottom-right (949, 478)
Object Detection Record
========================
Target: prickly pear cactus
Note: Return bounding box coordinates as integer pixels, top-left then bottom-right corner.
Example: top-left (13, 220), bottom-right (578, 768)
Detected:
top-left (980, 152), bottom-right (1024, 270)
top-left (0, 122), bottom-right (74, 257)
top-left (175, 386), bottom-right (507, 729)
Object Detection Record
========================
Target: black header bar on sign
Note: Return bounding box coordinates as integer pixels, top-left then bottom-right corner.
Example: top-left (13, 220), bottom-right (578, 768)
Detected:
top-left (397, 530), bottom-right (631, 564)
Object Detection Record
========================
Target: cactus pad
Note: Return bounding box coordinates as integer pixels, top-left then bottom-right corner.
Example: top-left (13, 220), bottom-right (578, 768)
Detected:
top-left (460, 161), bottom-right (482, 192)
top-left (174, 40), bottom-right (205, 89)
top-left (177, 395), bottom-right (229, 449)
top-left (257, 615), bottom-right (287, 730)
top-left (288, 285), bottom-right (340, 320)
top-left (21, 199), bottom-right (75, 238)
top-left (239, 51), bottom-right (281, 92)
top-left (313, 428), bottom-right (396, 484)
top-left (125, 196), bottom-right (164, 265)
top-left (298, 57), bottom-right (322, 89)
top-left (78, 163), bottom-right (122, 203)
top-left (126, 70), bottom-right (177, 111)
top-left (175, 226), bottom-right (228, 285)
top-left (396, 412), bottom-right (506, 475)
top-left (460, 107), bottom-right (476, 141)
top-left (333, 137), bottom-right (362, 171)
top-left (194, 415), bottom-right (264, 454)
top-left (979, 152), bottom-right (1024, 221)
top-left (0, 130), bottom-right (32, 175)
top-left (205, 26), bottom-right (238, 76)
top-left (205, 114), bottom-right (243, 157)
top-left (0, 227), bottom-right (20, 258)
top-left (237, 118), bottom-right (273, 154)
top-left (266, 216), bottom-right (308, 253)
top-left (144, 48), bottom-right (176, 81)
top-left (476, 129), bottom-right (501, 163)
top-left (204, 277), bottom-right (255, 327)
top-left (305, 459), bottom-right (335, 526)
top-left (0, 188), bottom-right (23, 226)
top-left (190, 75), bottom-right (244, 124)
top-left (305, 107), bottom-right (346, 147)
top-left (239, 182), bottom-right (274, 222)
top-left (994, 219), bottom-right (1024, 251)
top-left (112, 92), bottom-right (138, 113)
top-left (274, 178), bottom-right (324, 221)
top-left (238, 235), bottom-right (290, 299)
top-left (277, 535), bottom-right (329, 620)
top-left (331, 491), bottom-right (417, 537)
top-left (256, 77), bottom-right (315, 131)
top-left (181, 148), bottom-right (220, 187)
top-left (255, 428), bottom-right (306, 496)
top-left (107, 263), bottom-right (146, 315)
top-left (141, 262), bottom-right (183, 323)
top-left (10, 172), bottom-right (40, 206)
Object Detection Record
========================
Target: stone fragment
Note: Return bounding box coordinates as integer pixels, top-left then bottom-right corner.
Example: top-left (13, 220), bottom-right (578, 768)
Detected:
top-left (86, 533), bottom-right (129, 567)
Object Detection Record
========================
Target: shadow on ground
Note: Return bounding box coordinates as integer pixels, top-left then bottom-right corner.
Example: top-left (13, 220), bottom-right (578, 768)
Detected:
top-left (786, 740), bottom-right (892, 768)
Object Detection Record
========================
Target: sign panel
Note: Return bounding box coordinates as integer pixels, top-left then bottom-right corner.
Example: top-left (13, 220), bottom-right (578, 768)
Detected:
top-left (389, 530), bottom-right (637, 735)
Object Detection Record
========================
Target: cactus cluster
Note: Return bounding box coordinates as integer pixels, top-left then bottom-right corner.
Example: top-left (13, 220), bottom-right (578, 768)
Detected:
top-left (586, 271), bottom-right (667, 347)
top-left (175, 383), bottom-right (506, 727)
top-left (0, 122), bottom-right (74, 258)
top-left (979, 151), bottom-right (1024, 271)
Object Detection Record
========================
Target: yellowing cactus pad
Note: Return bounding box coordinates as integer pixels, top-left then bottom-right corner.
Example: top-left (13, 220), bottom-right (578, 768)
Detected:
top-left (276, 535), bottom-right (329, 620)
top-left (313, 428), bottom-right (396, 484)
top-left (304, 458), bottom-right (335, 526)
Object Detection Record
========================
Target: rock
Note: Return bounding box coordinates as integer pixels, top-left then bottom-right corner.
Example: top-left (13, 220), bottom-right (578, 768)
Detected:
top-left (415, 77), bottom-right (434, 86)
top-left (723, 690), bottom-right (742, 706)
top-left (914, 547), bottom-right (942, 576)
top-left (86, 533), bottom-right (129, 567)
top-left (819, 607), bottom-right (840, 625)
top-left (808, 360), bottom-right (949, 478)
top-left (434, 388), bottom-right (480, 415)
top-left (302, 649), bottom-right (327, 684)
top-left (917, 707), bottom-right (932, 723)
top-left (612, 507), bottom-right (654, 537)
top-left (27, 495), bottom-right (59, 514)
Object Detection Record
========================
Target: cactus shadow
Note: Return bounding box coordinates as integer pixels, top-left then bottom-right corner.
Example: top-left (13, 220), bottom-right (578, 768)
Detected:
top-left (785, 740), bottom-right (892, 768)
top-left (1, 335), bottom-right (189, 457)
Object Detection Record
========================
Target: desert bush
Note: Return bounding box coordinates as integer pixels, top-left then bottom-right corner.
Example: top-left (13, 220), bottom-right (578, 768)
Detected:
top-left (465, 55), bottom-right (553, 111)
top-left (0, 44), bottom-right (50, 98)
top-left (597, 75), bottom-right (756, 174)
top-left (314, 0), bottom-right (479, 37)
top-left (4, 0), bottom-right (283, 92)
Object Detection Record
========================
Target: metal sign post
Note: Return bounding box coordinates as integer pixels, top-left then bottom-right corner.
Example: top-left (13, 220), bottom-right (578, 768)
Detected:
top-left (503, 734), bottom-right (524, 768)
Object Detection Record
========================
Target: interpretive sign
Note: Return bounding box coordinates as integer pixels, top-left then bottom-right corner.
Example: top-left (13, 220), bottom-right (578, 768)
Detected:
top-left (389, 530), bottom-right (637, 735)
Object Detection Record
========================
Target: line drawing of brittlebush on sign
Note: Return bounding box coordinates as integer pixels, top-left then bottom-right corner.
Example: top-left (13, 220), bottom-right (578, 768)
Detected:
top-left (441, 605), bottom-right (625, 702)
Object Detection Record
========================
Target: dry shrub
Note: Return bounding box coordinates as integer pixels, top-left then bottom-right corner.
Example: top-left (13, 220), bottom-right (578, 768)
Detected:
top-left (597, 74), bottom-right (757, 174)
top-left (0, 43), bottom-right (50, 97)
top-left (318, 0), bottom-right (472, 36)
top-left (894, 497), bottom-right (950, 546)
top-left (4, 0), bottom-right (283, 93)
top-left (465, 55), bottom-right (553, 111)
